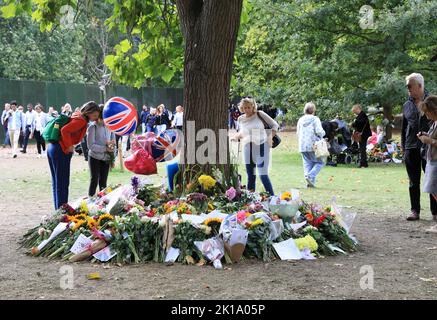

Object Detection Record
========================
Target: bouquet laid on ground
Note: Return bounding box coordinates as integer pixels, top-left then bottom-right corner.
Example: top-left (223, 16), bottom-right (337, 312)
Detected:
top-left (21, 175), bottom-right (358, 268)
top-left (367, 141), bottom-right (403, 163)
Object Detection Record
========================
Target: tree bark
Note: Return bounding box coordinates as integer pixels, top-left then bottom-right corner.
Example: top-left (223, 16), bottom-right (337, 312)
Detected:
top-left (175, 0), bottom-right (243, 185)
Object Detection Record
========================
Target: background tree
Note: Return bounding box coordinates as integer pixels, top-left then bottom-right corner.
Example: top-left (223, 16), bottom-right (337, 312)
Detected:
top-left (1, 0), bottom-right (244, 187)
top-left (0, 14), bottom-right (85, 82)
top-left (233, 0), bottom-right (437, 138)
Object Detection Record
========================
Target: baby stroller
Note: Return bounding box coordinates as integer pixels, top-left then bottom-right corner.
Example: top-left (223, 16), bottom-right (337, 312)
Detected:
top-left (325, 119), bottom-right (360, 165)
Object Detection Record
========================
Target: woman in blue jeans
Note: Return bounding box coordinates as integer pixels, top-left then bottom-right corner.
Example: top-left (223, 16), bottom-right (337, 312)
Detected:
top-left (296, 102), bottom-right (326, 188)
top-left (234, 97), bottom-right (279, 195)
top-left (47, 102), bottom-right (100, 210)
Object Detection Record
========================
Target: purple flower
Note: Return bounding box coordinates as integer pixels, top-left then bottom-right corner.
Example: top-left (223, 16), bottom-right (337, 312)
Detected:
top-left (131, 176), bottom-right (140, 191)
top-left (226, 187), bottom-right (237, 201)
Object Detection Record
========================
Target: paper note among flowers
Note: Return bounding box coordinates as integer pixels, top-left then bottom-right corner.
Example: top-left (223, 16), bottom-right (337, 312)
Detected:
top-left (164, 247), bottom-right (180, 263)
top-left (272, 238), bottom-right (302, 260)
top-left (290, 221), bottom-right (307, 231)
top-left (229, 229), bottom-right (248, 246)
top-left (206, 210), bottom-right (229, 220)
top-left (93, 245), bottom-right (117, 262)
top-left (181, 214), bottom-right (206, 225)
top-left (70, 234), bottom-right (93, 254)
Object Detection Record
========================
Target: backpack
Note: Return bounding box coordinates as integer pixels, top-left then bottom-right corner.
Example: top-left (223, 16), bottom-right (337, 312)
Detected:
top-left (42, 114), bottom-right (71, 143)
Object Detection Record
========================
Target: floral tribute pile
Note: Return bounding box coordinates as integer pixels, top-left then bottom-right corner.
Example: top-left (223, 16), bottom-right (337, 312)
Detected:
top-left (367, 142), bottom-right (403, 163)
top-left (21, 175), bottom-right (358, 268)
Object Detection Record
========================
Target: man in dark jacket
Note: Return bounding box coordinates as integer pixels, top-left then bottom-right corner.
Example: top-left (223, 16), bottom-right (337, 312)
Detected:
top-left (352, 104), bottom-right (372, 168)
top-left (402, 73), bottom-right (437, 221)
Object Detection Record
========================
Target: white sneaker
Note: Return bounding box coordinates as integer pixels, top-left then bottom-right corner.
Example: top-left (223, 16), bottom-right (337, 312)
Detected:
top-left (37, 154), bottom-right (42, 159)
top-left (305, 177), bottom-right (315, 188)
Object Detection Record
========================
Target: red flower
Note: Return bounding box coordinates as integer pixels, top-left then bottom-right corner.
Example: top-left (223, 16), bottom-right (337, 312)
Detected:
top-left (146, 209), bottom-right (156, 218)
top-left (305, 213), bottom-right (314, 223)
top-left (314, 215), bottom-right (327, 227)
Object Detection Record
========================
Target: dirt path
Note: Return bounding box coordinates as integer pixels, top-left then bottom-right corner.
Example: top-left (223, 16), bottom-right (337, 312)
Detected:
top-left (0, 146), bottom-right (436, 300)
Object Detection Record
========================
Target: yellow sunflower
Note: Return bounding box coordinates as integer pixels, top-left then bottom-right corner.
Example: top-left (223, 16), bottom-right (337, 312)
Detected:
top-left (280, 191), bottom-right (292, 201)
top-left (73, 213), bottom-right (88, 221)
top-left (204, 218), bottom-right (223, 226)
top-left (86, 217), bottom-right (98, 230)
top-left (97, 213), bottom-right (114, 226)
top-left (72, 220), bottom-right (86, 231)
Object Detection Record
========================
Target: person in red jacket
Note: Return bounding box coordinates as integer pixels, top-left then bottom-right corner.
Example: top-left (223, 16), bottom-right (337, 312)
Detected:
top-left (47, 101), bottom-right (100, 209)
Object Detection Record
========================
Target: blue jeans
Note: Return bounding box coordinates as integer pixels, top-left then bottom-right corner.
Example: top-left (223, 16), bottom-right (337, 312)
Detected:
top-left (301, 151), bottom-right (324, 185)
top-left (2, 126), bottom-right (10, 146)
top-left (47, 142), bottom-right (73, 210)
top-left (146, 126), bottom-right (156, 134)
top-left (244, 142), bottom-right (274, 195)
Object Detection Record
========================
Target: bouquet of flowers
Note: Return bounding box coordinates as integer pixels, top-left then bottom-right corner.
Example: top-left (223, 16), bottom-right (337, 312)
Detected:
top-left (106, 139), bottom-right (116, 168)
top-left (267, 191), bottom-right (300, 220)
top-left (187, 192), bottom-right (209, 213)
top-left (21, 171), bottom-right (359, 267)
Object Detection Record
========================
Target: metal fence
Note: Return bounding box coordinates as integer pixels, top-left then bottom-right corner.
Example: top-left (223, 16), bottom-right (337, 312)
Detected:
top-left (0, 78), bottom-right (183, 141)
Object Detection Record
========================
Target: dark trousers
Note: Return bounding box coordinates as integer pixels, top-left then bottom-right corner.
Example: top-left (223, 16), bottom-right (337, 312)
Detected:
top-left (405, 148), bottom-right (437, 215)
top-left (116, 135), bottom-right (131, 150)
top-left (88, 156), bottom-right (110, 197)
top-left (80, 136), bottom-right (88, 161)
top-left (34, 130), bottom-right (46, 154)
top-left (22, 125), bottom-right (32, 152)
top-left (19, 131), bottom-right (24, 148)
top-left (358, 141), bottom-right (368, 166)
top-left (47, 142), bottom-right (72, 210)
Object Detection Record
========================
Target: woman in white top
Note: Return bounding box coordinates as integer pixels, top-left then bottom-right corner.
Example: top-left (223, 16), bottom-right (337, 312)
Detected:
top-left (31, 104), bottom-right (48, 157)
top-left (296, 102), bottom-right (325, 188)
top-left (234, 97), bottom-right (279, 195)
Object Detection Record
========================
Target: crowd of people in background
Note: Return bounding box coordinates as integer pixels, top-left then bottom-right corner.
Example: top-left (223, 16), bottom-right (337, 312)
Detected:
top-left (0, 100), bottom-right (184, 211)
top-left (2, 72), bottom-right (436, 231)
top-left (230, 73), bottom-right (436, 229)
top-left (1, 101), bottom-right (184, 159)
top-left (140, 104), bottom-right (184, 135)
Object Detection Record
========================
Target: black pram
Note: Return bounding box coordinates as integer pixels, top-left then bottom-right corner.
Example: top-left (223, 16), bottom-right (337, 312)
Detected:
top-left (323, 119), bottom-right (359, 165)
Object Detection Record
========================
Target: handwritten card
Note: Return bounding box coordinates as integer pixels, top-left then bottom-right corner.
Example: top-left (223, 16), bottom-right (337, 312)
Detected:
top-left (70, 234), bottom-right (93, 254)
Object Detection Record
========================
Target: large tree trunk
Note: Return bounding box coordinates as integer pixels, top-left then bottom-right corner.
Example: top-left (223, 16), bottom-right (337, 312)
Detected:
top-left (175, 0), bottom-right (243, 187)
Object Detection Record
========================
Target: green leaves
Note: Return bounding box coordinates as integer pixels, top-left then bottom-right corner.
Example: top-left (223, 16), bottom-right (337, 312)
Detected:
top-left (0, 2), bottom-right (17, 18)
top-left (116, 39), bottom-right (132, 53)
top-left (233, 0), bottom-right (437, 122)
top-left (0, 0), bottom-right (184, 87)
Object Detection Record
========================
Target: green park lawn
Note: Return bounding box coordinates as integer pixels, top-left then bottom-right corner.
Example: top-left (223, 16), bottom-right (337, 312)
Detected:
top-left (1, 132), bottom-right (429, 217)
